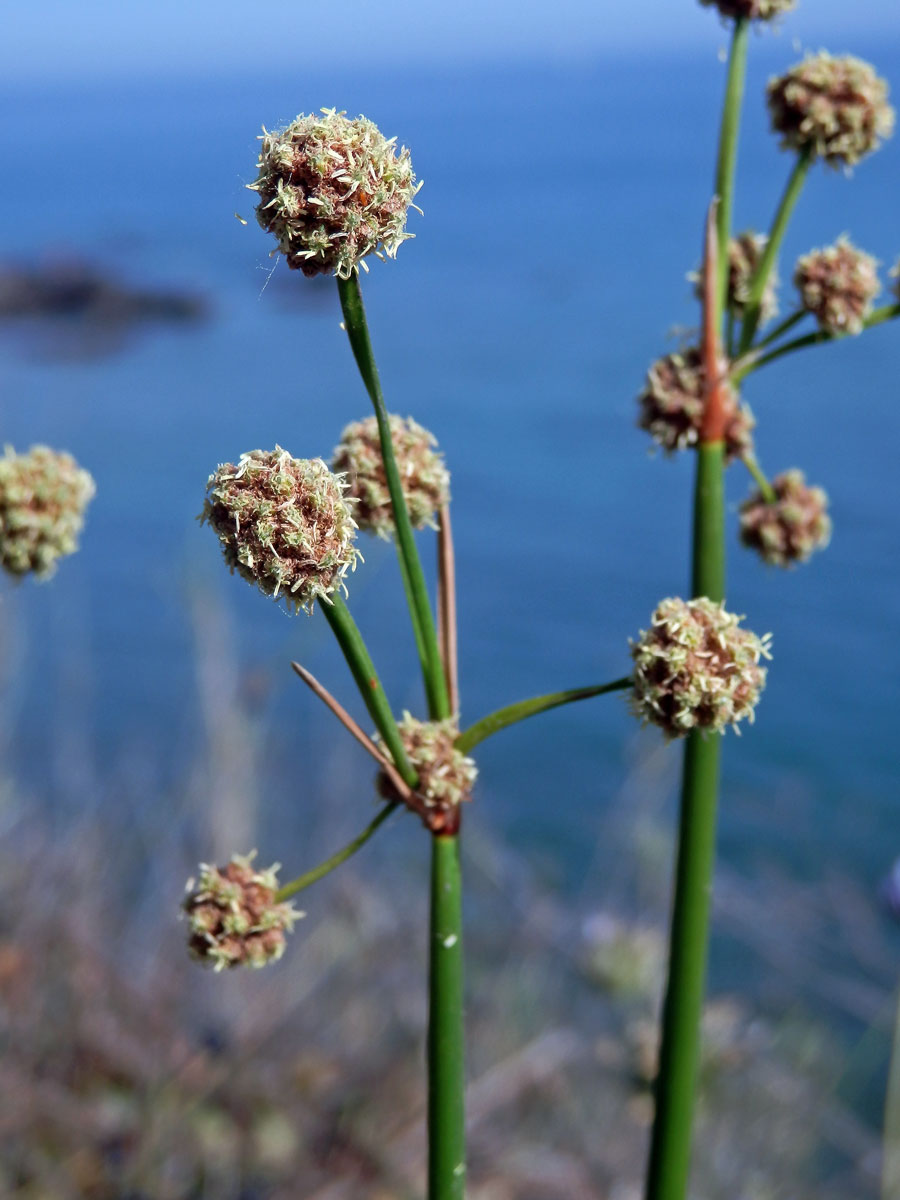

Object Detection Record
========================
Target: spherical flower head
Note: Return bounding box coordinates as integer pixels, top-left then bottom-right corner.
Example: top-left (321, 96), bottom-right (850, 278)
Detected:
top-left (332, 414), bottom-right (450, 539)
top-left (630, 597), bottom-right (771, 739)
top-left (700, 0), bottom-right (795, 23)
top-left (739, 469), bottom-right (831, 567)
top-left (184, 852), bottom-right (302, 971)
top-left (377, 713), bottom-right (477, 811)
top-left (767, 54), bottom-right (895, 167)
top-left (249, 108), bottom-right (422, 279)
top-left (637, 348), bottom-right (755, 463)
top-left (0, 445), bottom-right (95, 579)
top-left (202, 448), bottom-right (360, 613)
top-left (793, 237), bottom-right (880, 334)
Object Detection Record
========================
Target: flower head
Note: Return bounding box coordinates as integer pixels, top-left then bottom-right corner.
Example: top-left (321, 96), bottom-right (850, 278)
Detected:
top-left (793, 237), bottom-right (880, 334)
top-left (700, 0), bottom-right (795, 22)
top-left (630, 597), bottom-right (771, 738)
top-left (184, 852), bottom-right (302, 971)
top-left (767, 53), bottom-right (895, 167)
top-left (692, 231), bottom-right (779, 323)
top-left (332, 414), bottom-right (450, 539)
top-left (637, 348), bottom-right (755, 462)
top-left (739, 470), bottom-right (831, 567)
top-left (249, 108), bottom-right (421, 279)
top-left (377, 714), bottom-right (477, 811)
top-left (202, 448), bottom-right (360, 612)
top-left (0, 445), bottom-right (95, 579)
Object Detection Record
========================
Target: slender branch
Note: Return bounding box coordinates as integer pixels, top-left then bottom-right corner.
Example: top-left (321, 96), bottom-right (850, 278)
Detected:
top-left (713, 16), bottom-right (749, 331)
top-left (699, 200), bottom-right (729, 444)
top-left (290, 660), bottom-right (418, 809)
top-left (733, 302), bottom-right (900, 382)
top-left (437, 506), bottom-right (459, 718)
top-left (740, 453), bottom-right (776, 503)
top-left (737, 150), bottom-right (812, 354)
top-left (336, 272), bottom-right (450, 720)
top-left (456, 677), bottom-right (632, 756)
top-left (276, 803), bottom-right (399, 901)
top-left (428, 833), bottom-right (466, 1200)
top-left (322, 593), bottom-right (418, 789)
top-left (750, 307), bottom-right (806, 352)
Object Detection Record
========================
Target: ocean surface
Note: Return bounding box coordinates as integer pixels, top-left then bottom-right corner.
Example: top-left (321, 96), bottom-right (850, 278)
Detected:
top-left (0, 43), bottom-right (898, 946)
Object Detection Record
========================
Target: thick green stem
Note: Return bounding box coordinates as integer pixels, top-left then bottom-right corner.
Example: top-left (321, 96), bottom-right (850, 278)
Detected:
top-left (428, 834), bottom-right (466, 1200)
top-left (322, 593), bottom-right (417, 788)
top-left (337, 272), bottom-right (450, 720)
top-left (713, 17), bottom-right (749, 330)
top-left (738, 151), bottom-right (812, 354)
top-left (734, 302), bottom-right (900, 382)
top-left (276, 803), bottom-right (398, 901)
top-left (456, 676), bottom-right (633, 755)
top-left (645, 442), bottom-right (725, 1200)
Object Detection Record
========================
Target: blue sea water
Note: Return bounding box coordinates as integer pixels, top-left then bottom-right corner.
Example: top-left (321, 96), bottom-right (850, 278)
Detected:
top-left (0, 42), bottom-right (898, 916)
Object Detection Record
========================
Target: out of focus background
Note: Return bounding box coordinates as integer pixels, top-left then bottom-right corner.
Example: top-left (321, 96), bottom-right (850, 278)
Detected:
top-left (0, 1), bottom-right (898, 1197)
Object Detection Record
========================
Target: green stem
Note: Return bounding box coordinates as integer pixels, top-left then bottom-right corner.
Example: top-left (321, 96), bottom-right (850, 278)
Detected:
top-left (737, 151), bottom-right (812, 354)
top-left (428, 834), bottom-right (465, 1200)
top-left (322, 593), bottom-right (418, 788)
top-left (750, 307), bottom-right (806, 352)
top-left (734, 302), bottom-right (900, 382)
top-left (456, 676), bottom-right (633, 755)
top-left (276, 803), bottom-right (398, 901)
top-left (645, 442), bottom-right (725, 1200)
top-left (884, 987), bottom-right (900, 1200)
top-left (714, 17), bottom-right (749, 331)
top-left (741, 453), bottom-right (776, 503)
top-left (337, 272), bottom-right (450, 720)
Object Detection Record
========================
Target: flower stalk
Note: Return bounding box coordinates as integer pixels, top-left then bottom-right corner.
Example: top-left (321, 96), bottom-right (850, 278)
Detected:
top-left (337, 272), bottom-right (450, 721)
top-left (713, 17), bottom-right (750, 329)
top-left (276, 803), bottom-right (399, 902)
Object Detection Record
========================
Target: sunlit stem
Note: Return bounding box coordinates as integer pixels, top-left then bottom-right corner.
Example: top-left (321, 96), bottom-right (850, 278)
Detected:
top-left (713, 16), bottom-right (749, 331)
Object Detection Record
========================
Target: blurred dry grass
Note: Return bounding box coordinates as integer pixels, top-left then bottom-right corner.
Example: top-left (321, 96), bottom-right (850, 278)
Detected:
top-left (0, 586), bottom-right (897, 1199)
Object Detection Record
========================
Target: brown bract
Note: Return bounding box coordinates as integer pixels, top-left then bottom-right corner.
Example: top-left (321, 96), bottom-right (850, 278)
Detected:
top-left (793, 238), bottom-right (880, 335)
top-left (739, 470), bottom-right (831, 567)
top-left (767, 54), bottom-right (895, 166)
top-left (202, 449), bottom-right (359, 613)
top-left (637, 348), bottom-right (754, 462)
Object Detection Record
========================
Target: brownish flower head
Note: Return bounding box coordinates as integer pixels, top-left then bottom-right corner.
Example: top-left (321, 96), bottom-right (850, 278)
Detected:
top-left (700, 0), bottom-right (795, 22)
top-left (739, 469), bottom-right (831, 567)
top-left (0, 445), bottom-right (95, 579)
top-left (249, 108), bottom-right (421, 278)
top-left (631, 597), bottom-right (771, 739)
top-left (332, 414), bottom-right (450, 539)
top-left (794, 237), bottom-right (880, 334)
top-left (377, 714), bottom-right (477, 811)
top-left (202, 448), bottom-right (360, 613)
top-left (767, 53), bottom-right (895, 166)
top-left (637, 348), bottom-right (755, 462)
top-left (183, 853), bottom-right (302, 971)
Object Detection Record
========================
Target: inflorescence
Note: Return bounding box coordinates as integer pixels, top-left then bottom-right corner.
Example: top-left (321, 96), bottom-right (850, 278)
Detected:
top-left (250, 109), bottom-right (421, 279)
top-left (739, 470), bottom-right (831, 567)
top-left (0, 445), bottom-right (95, 579)
top-left (378, 714), bottom-right (477, 812)
top-left (767, 53), bottom-right (895, 167)
top-left (637, 349), bottom-right (755, 461)
top-left (202, 448), bottom-right (360, 613)
top-left (700, 0), bottom-right (795, 23)
top-left (793, 237), bottom-right (880, 335)
top-left (332, 414), bottom-right (450, 539)
top-left (183, 853), bottom-right (302, 971)
top-left (631, 597), bottom-right (771, 739)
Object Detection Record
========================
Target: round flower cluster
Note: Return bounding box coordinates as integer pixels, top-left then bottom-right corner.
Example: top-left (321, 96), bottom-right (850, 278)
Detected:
top-left (183, 853), bottom-right (302, 971)
top-left (249, 108), bottom-right (421, 279)
top-left (378, 714), bottom-right (477, 811)
top-left (637, 349), bottom-right (755, 462)
top-left (793, 238), bottom-right (880, 334)
top-left (332, 414), bottom-right (450, 539)
top-left (767, 54), bottom-right (895, 167)
top-left (202, 448), bottom-right (360, 613)
top-left (0, 445), bottom-right (95, 579)
top-left (631, 597), bottom-right (771, 738)
top-left (739, 470), bottom-right (831, 567)
top-left (700, 0), bottom-right (795, 22)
